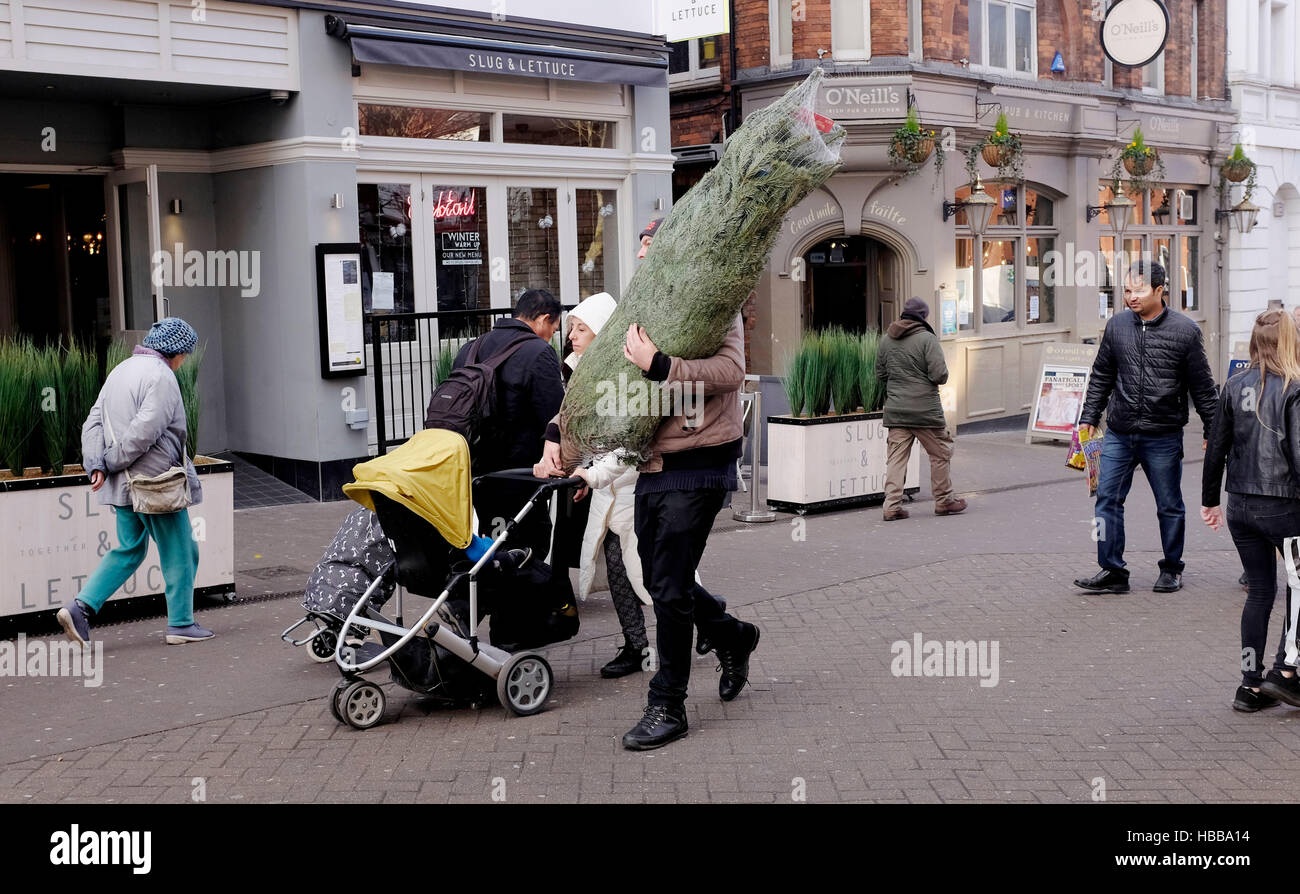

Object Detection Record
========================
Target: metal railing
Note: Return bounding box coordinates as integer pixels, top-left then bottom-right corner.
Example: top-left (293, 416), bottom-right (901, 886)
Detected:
top-left (366, 306), bottom-right (572, 455)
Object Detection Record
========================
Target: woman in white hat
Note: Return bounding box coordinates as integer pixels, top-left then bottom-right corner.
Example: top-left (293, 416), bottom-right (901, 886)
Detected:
top-left (538, 292), bottom-right (653, 677)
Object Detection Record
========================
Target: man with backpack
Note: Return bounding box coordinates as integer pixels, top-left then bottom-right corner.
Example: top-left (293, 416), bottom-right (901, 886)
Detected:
top-left (434, 288), bottom-right (565, 559)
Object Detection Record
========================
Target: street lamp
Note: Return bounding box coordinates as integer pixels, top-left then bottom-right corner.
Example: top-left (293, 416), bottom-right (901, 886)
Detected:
top-left (1215, 197), bottom-right (1261, 234)
top-left (942, 177), bottom-right (997, 237)
top-left (1105, 192), bottom-right (1135, 238)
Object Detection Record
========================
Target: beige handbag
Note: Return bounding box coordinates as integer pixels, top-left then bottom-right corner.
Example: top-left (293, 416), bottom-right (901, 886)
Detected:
top-left (102, 407), bottom-right (191, 514)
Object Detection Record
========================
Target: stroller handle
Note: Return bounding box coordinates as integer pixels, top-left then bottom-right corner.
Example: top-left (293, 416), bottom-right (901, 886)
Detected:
top-left (476, 468), bottom-right (584, 491)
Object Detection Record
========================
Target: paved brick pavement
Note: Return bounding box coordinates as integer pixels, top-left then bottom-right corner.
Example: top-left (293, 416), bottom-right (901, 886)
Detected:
top-left (6, 428), bottom-right (1299, 803)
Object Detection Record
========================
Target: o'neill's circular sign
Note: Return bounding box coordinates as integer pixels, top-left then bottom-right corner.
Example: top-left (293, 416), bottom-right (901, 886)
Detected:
top-left (1100, 0), bottom-right (1170, 67)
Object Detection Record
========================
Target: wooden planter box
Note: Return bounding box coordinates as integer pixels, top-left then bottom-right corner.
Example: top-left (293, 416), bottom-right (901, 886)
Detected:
top-left (0, 457), bottom-right (235, 618)
top-left (767, 412), bottom-right (921, 514)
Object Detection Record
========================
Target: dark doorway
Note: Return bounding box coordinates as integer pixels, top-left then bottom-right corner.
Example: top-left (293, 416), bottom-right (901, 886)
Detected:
top-left (802, 235), bottom-right (899, 333)
top-left (0, 174), bottom-right (109, 347)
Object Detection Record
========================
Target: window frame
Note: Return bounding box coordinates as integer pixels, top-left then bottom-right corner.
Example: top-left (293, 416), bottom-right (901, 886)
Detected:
top-left (1094, 182), bottom-right (1205, 321)
top-left (770, 0), bottom-right (794, 68)
top-left (950, 180), bottom-right (1061, 335)
top-left (668, 37), bottom-right (724, 87)
top-left (970, 0), bottom-right (1038, 77)
top-left (830, 0), bottom-right (872, 63)
top-left (1141, 50), bottom-right (1165, 95)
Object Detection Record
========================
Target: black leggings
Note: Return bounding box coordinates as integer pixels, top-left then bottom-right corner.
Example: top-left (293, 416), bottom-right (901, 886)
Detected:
top-left (1226, 493), bottom-right (1300, 686)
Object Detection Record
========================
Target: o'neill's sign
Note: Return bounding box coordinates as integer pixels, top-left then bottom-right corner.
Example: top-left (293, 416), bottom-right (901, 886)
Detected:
top-left (1100, 0), bottom-right (1170, 67)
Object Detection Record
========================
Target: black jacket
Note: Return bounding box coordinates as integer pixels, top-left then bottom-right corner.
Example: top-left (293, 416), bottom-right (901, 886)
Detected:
top-left (1202, 366), bottom-right (1300, 507)
top-left (1079, 307), bottom-right (1218, 436)
top-left (453, 318), bottom-right (564, 472)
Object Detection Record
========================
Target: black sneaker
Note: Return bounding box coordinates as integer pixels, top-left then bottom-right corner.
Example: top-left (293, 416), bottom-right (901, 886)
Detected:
top-left (600, 644), bottom-right (646, 679)
top-left (1233, 685), bottom-right (1280, 712)
top-left (1260, 670), bottom-right (1300, 707)
top-left (1153, 571), bottom-right (1182, 593)
top-left (1072, 569), bottom-right (1130, 593)
top-left (621, 704), bottom-right (688, 750)
top-left (716, 622), bottom-right (761, 702)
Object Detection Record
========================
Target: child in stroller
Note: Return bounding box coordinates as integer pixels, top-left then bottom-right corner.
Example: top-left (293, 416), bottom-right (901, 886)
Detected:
top-left (323, 428), bottom-right (583, 729)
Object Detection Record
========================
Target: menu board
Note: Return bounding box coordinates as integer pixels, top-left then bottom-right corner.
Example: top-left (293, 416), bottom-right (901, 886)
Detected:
top-left (316, 243), bottom-right (366, 378)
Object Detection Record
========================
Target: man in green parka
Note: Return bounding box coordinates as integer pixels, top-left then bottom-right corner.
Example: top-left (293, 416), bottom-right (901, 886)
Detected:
top-left (876, 297), bottom-right (967, 521)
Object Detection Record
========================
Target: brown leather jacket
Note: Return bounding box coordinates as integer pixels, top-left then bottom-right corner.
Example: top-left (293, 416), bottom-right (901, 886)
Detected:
top-left (558, 316), bottom-right (746, 473)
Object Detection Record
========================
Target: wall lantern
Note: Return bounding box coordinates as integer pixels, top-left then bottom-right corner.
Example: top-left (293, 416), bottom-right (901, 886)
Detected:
top-left (942, 177), bottom-right (996, 237)
top-left (1215, 198), bottom-right (1261, 234)
top-left (1086, 193), bottom-right (1136, 237)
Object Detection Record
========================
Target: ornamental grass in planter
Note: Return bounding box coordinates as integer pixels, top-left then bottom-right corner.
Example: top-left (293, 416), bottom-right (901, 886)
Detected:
top-left (780, 329), bottom-right (887, 418)
top-left (0, 335), bottom-right (206, 477)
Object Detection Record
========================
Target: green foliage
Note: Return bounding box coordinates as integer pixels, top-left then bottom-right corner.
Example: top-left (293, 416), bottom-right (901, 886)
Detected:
top-left (781, 348), bottom-right (808, 418)
top-left (175, 345), bottom-right (204, 458)
top-left (889, 110), bottom-right (941, 181)
top-left (858, 329), bottom-right (883, 412)
top-left (62, 341), bottom-right (100, 466)
top-left (903, 106), bottom-right (921, 134)
top-left (32, 343), bottom-right (66, 474)
top-left (993, 111), bottom-right (1009, 137)
top-left (803, 332), bottom-right (833, 417)
top-left (560, 69), bottom-right (844, 461)
top-left (1229, 142), bottom-right (1248, 163)
top-left (0, 339), bottom-right (37, 476)
top-left (106, 337), bottom-right (132, 375)
top-left (826, 327), bottom-right (861, 414)
top-left (434, 340), bottom-right (456, 386)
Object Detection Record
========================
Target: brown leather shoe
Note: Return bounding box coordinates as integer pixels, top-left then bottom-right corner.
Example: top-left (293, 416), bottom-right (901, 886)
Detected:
top-left (934, 498), bottom-right (967, 516)
top-left (883, 508), bottom-right (909, 521)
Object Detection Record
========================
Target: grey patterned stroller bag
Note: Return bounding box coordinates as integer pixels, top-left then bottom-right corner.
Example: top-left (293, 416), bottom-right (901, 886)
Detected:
top-left (281, 507), bottom-right (397, 662)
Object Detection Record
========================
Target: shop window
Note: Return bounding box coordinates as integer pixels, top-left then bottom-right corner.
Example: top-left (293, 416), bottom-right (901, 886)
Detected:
top-left (1025, 188), bottom-right (1053, 226)
top-left (669, 36), bottom-right (723, 83)
top-left (430, 185), bottom-right (490, 327)
top-left (507, 186), bottom-right (560, 302)
top-left (970, 0), bottom-right (1035, 75)
top-left (576, 189), bottom-right (619, 300)
top-left (1027, 237), bottom-right (1055, 325)
top-left (502, 115), bottom-right (614, 149)
top-left (1181, 236), bottom-right (1199, 311)
top-left (831, 0), bottom-right (871, 62)
top-left (953, 181), bottom-right (1060, 330)
top-left (770, 0), bottom-right (793, 67)
top-left (981, 238), bottom-right (1017, 323)
top-left (955, 238), bottom-right (976, 332)
top-left (358, 104), bottom-right (491, 141)
top-left (1099, 236), bottom-right (1143, 319)
top-left (358, 183), bottom-right (416, 342)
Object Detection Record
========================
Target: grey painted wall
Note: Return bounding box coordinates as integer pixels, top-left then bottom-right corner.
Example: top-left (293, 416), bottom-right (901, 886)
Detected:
top-left (157, 172), bottom-right (229, 457)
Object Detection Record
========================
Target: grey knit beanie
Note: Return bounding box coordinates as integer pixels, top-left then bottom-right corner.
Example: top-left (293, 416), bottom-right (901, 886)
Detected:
top-left (142, 317), bottom-right (198, 356)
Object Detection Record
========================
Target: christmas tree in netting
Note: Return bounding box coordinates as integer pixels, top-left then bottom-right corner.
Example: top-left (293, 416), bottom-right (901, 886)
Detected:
top-left (560, 68), bottom-right (845, 465)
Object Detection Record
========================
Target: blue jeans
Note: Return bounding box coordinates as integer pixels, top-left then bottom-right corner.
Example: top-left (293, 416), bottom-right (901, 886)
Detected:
top-left (1094, 430), bottom-right (1185, 576)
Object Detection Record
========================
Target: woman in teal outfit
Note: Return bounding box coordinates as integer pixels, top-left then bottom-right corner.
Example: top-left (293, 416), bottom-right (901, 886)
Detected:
top-left (57, 317), bottom-right (212, 646)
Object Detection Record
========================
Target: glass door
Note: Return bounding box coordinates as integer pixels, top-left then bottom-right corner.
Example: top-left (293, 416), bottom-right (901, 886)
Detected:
top-left (105, 164), bottom-right (162, 335)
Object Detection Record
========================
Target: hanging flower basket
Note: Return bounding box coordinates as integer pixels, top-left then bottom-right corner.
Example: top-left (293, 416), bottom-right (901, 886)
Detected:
top-left (982, 142), bottom-right (1013, 168)
top-left (887, 107), bottom-right (944, 183)
top-left (902, 137), bottom-right (934, 164)
top-left (1123, 153), bottom-right (1155, 176)
top-left (1221, 160), bottom-right (1251, 182)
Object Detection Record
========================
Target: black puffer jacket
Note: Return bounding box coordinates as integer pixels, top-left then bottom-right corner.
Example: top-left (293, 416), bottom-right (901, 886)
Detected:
top-left (1078, 307), bottom-right (1218, 436)
top-left (1202, 367), bottom-right (1300, 507)
top-left (452, 318), bottom-right (564, 472)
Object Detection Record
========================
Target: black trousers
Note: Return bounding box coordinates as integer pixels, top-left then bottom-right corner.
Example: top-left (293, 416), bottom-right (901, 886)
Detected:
top-left (1226, 493), bottom-right (1300, 686)
top-left (474, 476), bottom-right (553, 560)
top-left (635, 487), bottom-right (745, 708)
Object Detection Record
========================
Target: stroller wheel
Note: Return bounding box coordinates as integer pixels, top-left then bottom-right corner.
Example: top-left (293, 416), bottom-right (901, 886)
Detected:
top-left (309, 628), bottom-right (338, 663)
top-left (340, 680), bottom-right (386, 730)
top-left (328, 679), bottom-right (350, 724)
top-left (497, 653), bottom-right (553, 717)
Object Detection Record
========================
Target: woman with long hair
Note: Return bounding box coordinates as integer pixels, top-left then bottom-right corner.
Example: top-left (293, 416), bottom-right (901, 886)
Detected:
top-left (1203, 310), bottom-right (1300, 711)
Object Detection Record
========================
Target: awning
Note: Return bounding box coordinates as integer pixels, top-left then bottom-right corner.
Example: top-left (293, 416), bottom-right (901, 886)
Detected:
top-left (326, 16), bottom-right (667, 88)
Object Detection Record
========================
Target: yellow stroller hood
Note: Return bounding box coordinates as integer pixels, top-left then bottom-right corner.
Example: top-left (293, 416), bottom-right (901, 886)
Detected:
top-left (342, 428), bottom-right (474, 549)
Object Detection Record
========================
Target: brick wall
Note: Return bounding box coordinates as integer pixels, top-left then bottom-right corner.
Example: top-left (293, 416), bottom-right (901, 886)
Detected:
top-left (719, 0), bottom-right (1226, 99)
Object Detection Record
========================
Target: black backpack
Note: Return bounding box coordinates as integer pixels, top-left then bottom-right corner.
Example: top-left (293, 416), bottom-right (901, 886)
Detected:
top-left (424, 332), bottom-right (535, 452)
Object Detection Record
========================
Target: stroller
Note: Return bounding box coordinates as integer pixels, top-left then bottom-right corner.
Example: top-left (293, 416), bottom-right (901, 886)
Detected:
top-left (280, 507), bottom-right (395, 662)
top-left (324, 428), bottom-right (583, 730)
